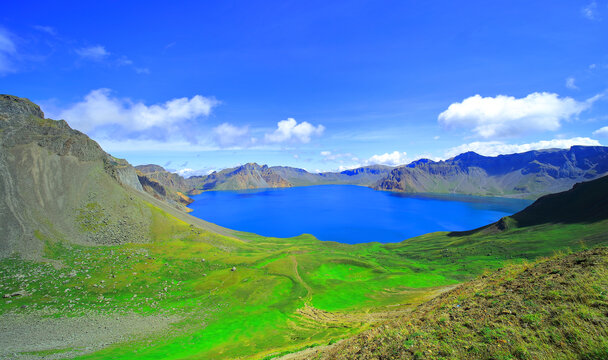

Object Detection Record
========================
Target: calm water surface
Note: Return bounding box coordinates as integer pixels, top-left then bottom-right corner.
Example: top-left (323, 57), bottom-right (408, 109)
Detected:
top-left (188, 185), bottom-right (532, 244)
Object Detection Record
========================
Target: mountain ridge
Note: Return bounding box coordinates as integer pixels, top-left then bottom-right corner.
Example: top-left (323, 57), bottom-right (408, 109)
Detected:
top-left (375, 146), bottom-right (608, 199)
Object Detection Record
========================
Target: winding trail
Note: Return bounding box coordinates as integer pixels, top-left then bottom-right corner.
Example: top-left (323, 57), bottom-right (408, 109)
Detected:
top-left (291, 255), bottom-right (312, 303)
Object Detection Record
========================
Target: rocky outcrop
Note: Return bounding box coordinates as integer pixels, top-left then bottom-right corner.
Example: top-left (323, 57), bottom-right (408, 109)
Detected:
top-left (136, 170), bottom-right (193, 212)
top-left (375, 147), bottom-right (608, 199)
top-left (135, 164), bottom-right (191, 192)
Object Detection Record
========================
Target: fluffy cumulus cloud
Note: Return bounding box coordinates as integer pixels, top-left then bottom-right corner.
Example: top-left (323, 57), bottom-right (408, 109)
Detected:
top-left (593, 126), bottom-right (608, 138)
top-left (55, 89), bottom-right (218, 139)
top-left (76, 45), bottom-right (110, 61)
top-left (445, 137), bottom-right (602, 158)
top-left (438, 92), bottom-right (597, 139)
top-left (265, 118), bottom-right (325, 144)
top-left (0, 28), bottom-right (16, 75)
top-left (213, 123), bottom-right (253, 147)
top-left (366, 151), bottom-right (409, 166)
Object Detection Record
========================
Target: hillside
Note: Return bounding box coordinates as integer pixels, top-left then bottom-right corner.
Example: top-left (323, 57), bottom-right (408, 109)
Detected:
top-left (0, 95), bottom-right (233, 258)
top-left (375, 147), bottom-right (608, 199)
top-left (319, 247), bottom-right (608, 359)
top-left (0, 95), bottom-right (146, 257)
top-left (450, 174), bottom-right (608, 239)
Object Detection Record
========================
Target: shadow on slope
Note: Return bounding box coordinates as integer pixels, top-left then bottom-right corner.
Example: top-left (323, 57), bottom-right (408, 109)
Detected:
top-left (450, 174), bottom-right (608, 237)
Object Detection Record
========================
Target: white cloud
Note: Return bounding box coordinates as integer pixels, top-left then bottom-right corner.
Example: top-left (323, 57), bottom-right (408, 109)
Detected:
top-left (54, 89), bottom-right (218, 137)
top-left (593, 126), bottom-right (608, 137)
top-left (366, 151), bottom-right (409, 166)
top-left (589, 64), bottom-right (597, 70)
top-left (438, 92), bottom-right (598, 139)
top-left (320, 150), bottom-right (358, 162)
top-left (116, 56), bottom-right (133, 66)
top-left (565, 77), bottom-right (578, 90)
top-left (33, 25), bottom-right (57, 36)
top-left (0, 28), bottom-right (16, 75)
top-left (338, 165), bottom-right (359, 172)
top-left (265, 118), bottom-right (325, 144)
top-left (582, 1), bottom-right (598, 20)
top-left (76, 45), bottom-right (110, 61)
top-left (175, 168), bottom-right (215, 178)
top-left (213, 123), bottom-right (253, 147)
top-left (445, 137), bottom-right (602, 158)
top-left (135, 67), bottom-right (150, 74)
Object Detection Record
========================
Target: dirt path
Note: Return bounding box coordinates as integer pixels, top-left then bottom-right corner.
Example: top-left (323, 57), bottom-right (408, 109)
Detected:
top-left (291, 255), bottom-right (312, 303)
top-left (276, 284), bottom-right (459, 360)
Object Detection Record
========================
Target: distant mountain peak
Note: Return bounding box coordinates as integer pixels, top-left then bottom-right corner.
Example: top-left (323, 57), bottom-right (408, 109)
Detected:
top-left (452, 151), bottom-right (484, 161)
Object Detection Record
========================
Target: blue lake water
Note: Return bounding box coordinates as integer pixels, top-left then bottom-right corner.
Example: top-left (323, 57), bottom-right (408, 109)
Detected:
top-left (188, 185), bottom-right (533, 244)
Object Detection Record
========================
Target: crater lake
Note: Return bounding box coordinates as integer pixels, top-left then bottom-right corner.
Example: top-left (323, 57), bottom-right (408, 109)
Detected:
top-left (188, 185), bottom-right (533, 244)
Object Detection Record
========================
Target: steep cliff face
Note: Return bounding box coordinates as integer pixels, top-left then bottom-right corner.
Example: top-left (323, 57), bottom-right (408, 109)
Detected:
top-left (0, 95), bottom-right (153, 258)
top-left (136, 169), bottom-right (193, 211)
top-left (136, 164), bottom-right (191, 192)
top-left (375, 147), bottom-right (608, 198)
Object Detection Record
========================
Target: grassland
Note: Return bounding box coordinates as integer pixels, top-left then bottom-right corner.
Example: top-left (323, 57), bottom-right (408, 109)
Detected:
top-left (322, 247), bottom-right (608, 359)
top-left (1, 195), bottom-right (607, 359)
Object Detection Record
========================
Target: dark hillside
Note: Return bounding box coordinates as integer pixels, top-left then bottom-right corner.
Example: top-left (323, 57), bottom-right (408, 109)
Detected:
top-left (452, 174), bottom-right (608, 237)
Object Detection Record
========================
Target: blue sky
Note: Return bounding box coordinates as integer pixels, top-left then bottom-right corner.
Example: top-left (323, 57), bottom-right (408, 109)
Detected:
top-left (2, 1), bottom-right (608, 175)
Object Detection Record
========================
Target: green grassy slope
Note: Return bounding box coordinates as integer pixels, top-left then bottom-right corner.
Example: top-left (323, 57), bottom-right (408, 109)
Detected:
top-left (322, 247), bottom-right (608, 359)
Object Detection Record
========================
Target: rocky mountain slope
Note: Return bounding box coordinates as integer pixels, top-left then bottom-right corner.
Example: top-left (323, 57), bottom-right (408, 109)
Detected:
top-left (0, 95), bottom-right (231, 258)
top-left (188, 163), bottom-right (294, 191)
top-left (135, 165), bottom-right (193, 211)
top-left (375, 147), bottom-right (608, 198)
